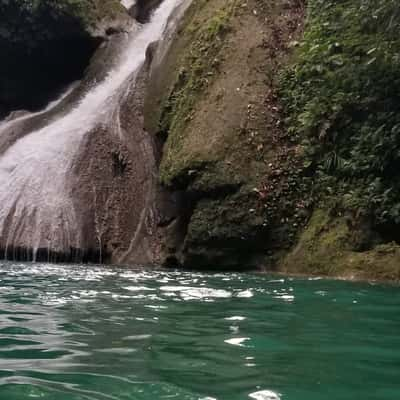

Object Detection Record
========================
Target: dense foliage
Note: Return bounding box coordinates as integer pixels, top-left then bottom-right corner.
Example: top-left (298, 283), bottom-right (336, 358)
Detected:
top-left (281, 0), bottom-right (400, 236)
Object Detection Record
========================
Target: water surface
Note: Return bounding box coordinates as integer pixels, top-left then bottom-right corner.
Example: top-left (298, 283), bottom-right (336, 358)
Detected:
top-left (0, 262), bottom-right (399, 399)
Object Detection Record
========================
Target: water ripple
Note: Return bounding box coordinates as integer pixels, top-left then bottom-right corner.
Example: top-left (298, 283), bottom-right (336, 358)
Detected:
top-left (0, 261), bottom-right (399, 399)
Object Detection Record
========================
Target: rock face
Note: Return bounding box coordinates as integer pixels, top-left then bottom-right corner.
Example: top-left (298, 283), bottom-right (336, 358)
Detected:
top-left (145, 0), bottom-right (400, 280)
top-left (0, 0), bottom-right (130, 117)
top-left (145, 0), bottom-right (305, 269)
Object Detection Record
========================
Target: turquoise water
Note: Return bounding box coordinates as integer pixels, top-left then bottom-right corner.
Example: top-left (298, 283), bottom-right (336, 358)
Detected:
top-left (0, 263), bottom-right (399, 400)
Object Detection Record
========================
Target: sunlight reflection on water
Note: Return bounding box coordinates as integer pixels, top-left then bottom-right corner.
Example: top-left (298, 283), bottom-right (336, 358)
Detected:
top-left (0, 262), bottom-right (399, 400)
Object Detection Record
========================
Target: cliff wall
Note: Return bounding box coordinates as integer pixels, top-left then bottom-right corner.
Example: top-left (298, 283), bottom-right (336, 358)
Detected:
top-left (147, 0), bottom-right (400, 280)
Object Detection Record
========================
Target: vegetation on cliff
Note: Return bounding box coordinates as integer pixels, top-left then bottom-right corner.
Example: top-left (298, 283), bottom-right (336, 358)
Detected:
top-left (158, 3), bottom-right (233, 186)
top-left (148, 0), bottom-right (400, 279)
top-left (280, 0), bottom-right (400, 279)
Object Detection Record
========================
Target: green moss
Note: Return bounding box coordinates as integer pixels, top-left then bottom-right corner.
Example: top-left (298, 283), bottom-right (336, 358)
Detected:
top-left (158, 1), bottom-right (236, 186)
top-left (281, 208), bottom-right (400, 281)
top-left (145, 0), bottom-right (306, 269)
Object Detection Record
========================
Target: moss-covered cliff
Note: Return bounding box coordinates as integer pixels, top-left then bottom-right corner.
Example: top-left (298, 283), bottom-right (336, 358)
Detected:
top-left (279, 0), bottom-right (400, 281)
top-left (146, 0), bottom-right (306, 269)
top-left (146, 0), bottom-right (400, 280)
top-left (0, 0), bottom-right (130, 116)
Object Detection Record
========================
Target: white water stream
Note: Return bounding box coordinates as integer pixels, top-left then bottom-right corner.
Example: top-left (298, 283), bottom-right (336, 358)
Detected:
top-left (0, 0), bottom-right (184, 259)
top-left (121, 0), bottom-right (136, 9)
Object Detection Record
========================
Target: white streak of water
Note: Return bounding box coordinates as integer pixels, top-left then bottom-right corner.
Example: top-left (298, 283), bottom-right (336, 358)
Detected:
top-left (121, 0), bottom-right (136, 9)
top-left (0, 82), bottom-right (78, 132)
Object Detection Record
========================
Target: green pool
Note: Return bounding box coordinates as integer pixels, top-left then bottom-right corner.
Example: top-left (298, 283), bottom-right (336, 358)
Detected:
top-left (0, 262), bottom-right (399, 399)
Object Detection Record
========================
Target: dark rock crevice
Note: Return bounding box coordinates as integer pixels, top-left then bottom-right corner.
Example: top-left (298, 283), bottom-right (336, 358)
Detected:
top-left (130, 0), bottom-right (164, 23)
top-left (0, 0), bottom-right (130, 118)
top-left (0, 36), bottom-right (101, 118)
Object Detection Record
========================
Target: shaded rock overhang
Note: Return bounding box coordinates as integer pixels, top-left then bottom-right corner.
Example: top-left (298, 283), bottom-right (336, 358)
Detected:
top-left (0, 0), bottom-right (131, 117)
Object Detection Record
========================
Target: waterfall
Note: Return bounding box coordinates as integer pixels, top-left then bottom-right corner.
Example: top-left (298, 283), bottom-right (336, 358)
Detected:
top-left (121, 0), bottom-right (136, 9)
top-left (0, 0), bottom-right (186, 263)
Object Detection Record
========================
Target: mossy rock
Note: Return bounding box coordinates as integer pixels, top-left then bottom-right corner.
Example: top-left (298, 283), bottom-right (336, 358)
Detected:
top-left (146, 0), bottom-right (305, 268)
top-left (280, 209), bottom-right (400, 282)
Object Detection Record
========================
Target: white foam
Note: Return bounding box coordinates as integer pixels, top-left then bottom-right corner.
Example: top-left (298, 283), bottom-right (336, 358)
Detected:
top-left (225, 316), bottom-right (246, 321)
top-left (160, 286), bottom-right (232, 300)
top-left (121, 0), bottom-right (136, 9)
top-left (275, 294), bottom-right (295, 302)
top-left (236, 290), bottom-right (254, 298)
top-left (123, 286), bottom-right (155, 291)
top-left (123, 334), bottom-right (152, 341)
top-left (224, 337), bottom-right (250, 347)
top-left (249, 390), bottom-right (281, 400)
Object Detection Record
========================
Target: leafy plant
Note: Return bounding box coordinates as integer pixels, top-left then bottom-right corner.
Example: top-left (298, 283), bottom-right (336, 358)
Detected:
top-left (280, 0), bottom-right (400, 233)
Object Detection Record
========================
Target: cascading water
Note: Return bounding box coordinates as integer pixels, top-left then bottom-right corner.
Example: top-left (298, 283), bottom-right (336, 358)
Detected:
top-left (0, 0), bottom-right (187, 263)
top-left (121, 0), bottom-right (136, 9)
